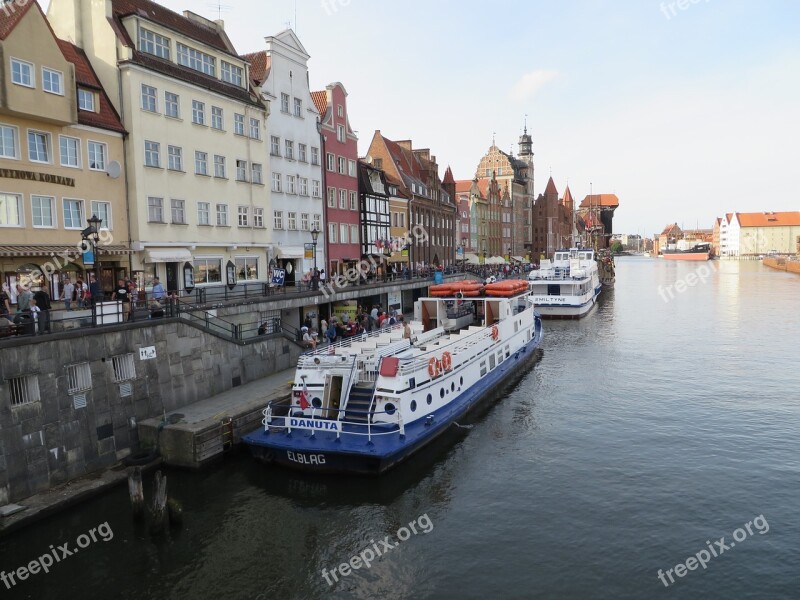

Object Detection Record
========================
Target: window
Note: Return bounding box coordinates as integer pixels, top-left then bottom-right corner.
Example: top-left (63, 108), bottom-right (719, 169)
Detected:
top-left (147, 197), bottom-right (163, 222)
top-left (213, 155), bottom-right (226, 178)
top-left (66, 363), bottom-right (92, 394)
top-left (287, 212), bottom-right (297, 230)
top-left (140, 28), bottom-right (170, 59)
top-left (221, 61), bottom-right (243, 86)
top-left (141, 84), bottom-right (157, 112)
top-left (337, 104), bottom-right (343, 118)
top-left (271, 172), bottom-right (282, 192)
top-left (77, 89), bottom-right (95, 113)
top-left (63, 198), bottom-right (84, 229)
top-left (300, 213), bottom-right (309, 231)
top-left (312, 180), bottom-right (321, 198)
top-left (237, 206), bottom-right (249, 227)
top-left (11, 59), bottom-right (33, 87)
top-left (298, 177), bottom-right (308, 196)
top-left (236, 160), bottom-right (247, 181)
top-left (251, 163), bottom-right (263, 184)
top-left (350, 224), bottom-right (358, 244)
top-left (249, 118), bottom-right (260, 139)
top-left (311, 147), bottom-right (320, 165)
top-left (273, 210), bottom-right (283, 229)
top-left (340, 223), bottom-right (349, 244)
top-left (253, 207), bottom-right (264, 228)
top-left (169, 198), bottom-right (186, 225)
top-left (112, 354), bottom-right (136, 382)
top-left (328, 222), bottom-right (337, 243)
top-left (164, 91), bottom-right (179, 118)
top-left (195, 151), bottom-right (208, 175)
top-left (90, 200), bottom-right (111, 230)
top-left (0, 125), bottom-right (18, 158)
top-left (8, 375), bottom-right (40, 406)
top-left (88, 141), bottom-right (107, 171)
top-left (281, 93), bottom-right (290, 113)
top-left (192, 100), bottom-right (205, 125)
top-left (339, 189), bottom-right (347, 209)
top-left (374, 158), bottom-right (382, 169)
top-left (298, 143), bottom-right (307, 162)
top-left (177, 43), bottom-right (215, 76)
top-left (236, 256), bottom-right (259, 280)
top-left (348, 159), bottom-right (356, 177)
top-left (286, 175), bottom-right (296, 194)
top-left (234, 113), bottom-right (244, 135)
top-left (31, 195), bottom-right (55, 228)
top-left (284, 139), bottom-right (294, 160)
top-left (28, 131), bottom-right (50, 163)
top-left (216, 203), bottom-right (228, 226)
top-left (211, 106), bottom-right (223, 130)
top-left (42, 68), bottom-right (63, 95)
top-left (194, 257), bottom-right (222, 284)
top-left (197, 201), bottom-right (210, 225)
top-left (313, 214), bottom-right (321, 231)
top-left (292, 97), bottom-right (302, 117)
top-left (337, 124), bottom-right (345, 143)
top-left (350, 191), bottom-right (358, 211)
top-left (270, 136), bottom-right (280, 156)
top-left (326, 153), bottom-right (335, 172)
top-left (59, 136), bottom-right (80, 168)
top-left (0, 193), bottom-right (22, 226)
top-left (327, 187), bottom-right (335, 208)
top-left (144, 140), bottom-right (160, 167)
top-left (168, 145), bottom-right (183, 171)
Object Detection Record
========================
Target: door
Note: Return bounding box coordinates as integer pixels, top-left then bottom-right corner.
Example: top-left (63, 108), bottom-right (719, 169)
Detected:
top-left (166, 262), bottom-right (179, 294)
top-left (322, 375), bottom-right (343, 419)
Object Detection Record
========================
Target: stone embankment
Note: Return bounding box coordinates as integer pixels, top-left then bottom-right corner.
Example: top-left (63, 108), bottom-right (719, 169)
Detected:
top-left (763, 257), bottom-right (800, 275)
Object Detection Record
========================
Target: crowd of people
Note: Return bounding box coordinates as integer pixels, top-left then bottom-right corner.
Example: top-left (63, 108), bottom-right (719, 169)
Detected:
top-left (295, 303), bottom-right (411, 351)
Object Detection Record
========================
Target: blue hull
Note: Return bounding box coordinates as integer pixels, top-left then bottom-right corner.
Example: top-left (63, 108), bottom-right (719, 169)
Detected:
top-left (242, 318), bottom-right (544, 475)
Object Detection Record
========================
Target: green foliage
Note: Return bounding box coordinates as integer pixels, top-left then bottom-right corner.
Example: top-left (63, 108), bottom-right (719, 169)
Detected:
top-left (610, 241), bottom-right (624, 254)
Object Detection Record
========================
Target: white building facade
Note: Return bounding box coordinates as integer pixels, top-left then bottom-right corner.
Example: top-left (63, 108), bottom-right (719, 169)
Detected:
top-left (243, 30), bottom-right (325, 286)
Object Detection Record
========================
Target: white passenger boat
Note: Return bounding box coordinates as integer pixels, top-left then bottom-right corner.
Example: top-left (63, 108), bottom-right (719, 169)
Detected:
top-left (242, 282), bottom-right (543, 474)
top-left (528, 248), bottom-right (602, 318)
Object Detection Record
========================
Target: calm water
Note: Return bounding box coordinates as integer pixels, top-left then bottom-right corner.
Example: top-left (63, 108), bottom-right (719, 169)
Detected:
top-left (2, 259), bottom-right (800, 600)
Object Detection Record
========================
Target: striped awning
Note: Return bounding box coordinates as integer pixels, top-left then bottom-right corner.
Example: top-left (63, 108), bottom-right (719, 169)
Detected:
top-left (0, 245), bottom-right (131, 257)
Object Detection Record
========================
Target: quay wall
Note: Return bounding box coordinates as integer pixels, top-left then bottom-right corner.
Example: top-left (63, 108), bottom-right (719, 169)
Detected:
top-left (0, 320), bottom-right (301, 505)
top-left (763, 257), bottom-right (800, 274)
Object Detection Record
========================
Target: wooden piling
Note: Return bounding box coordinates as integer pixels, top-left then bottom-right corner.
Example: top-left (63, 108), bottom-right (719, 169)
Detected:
top-left (128, 467), bottom-right (144, 520)
top-left (150, 470), bottom-right (169, 534)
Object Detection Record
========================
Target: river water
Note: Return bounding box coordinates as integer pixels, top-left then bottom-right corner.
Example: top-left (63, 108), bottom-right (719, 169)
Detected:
top-left (2, 258), bottom-right (799, 600)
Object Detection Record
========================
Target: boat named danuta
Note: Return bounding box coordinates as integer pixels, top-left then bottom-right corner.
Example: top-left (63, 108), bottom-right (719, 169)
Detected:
top-left (528, 247), bottom-right (602, 318)
top-left (242, 281), bottom-right (543, 475)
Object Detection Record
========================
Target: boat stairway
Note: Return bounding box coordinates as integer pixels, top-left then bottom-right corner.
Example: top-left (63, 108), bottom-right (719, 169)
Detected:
top-left (344, 385), bottom-right (375, 423)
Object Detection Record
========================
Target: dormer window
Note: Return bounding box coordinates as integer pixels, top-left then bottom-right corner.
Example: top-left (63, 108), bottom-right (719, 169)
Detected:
top-left (78, 89), bottom-right (95, 111)
top-left (139, 28), bottom-right (170, 60)
top-left (221, 61), bottom-right (243, 87)
top-left (177, 43), bottom-right (215, 77)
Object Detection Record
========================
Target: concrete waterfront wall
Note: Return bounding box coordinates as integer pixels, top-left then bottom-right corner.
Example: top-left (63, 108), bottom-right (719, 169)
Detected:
top-left (763, 257), bottom-right (800, 274)
top-left (0, 320), bottom-right (301, 504)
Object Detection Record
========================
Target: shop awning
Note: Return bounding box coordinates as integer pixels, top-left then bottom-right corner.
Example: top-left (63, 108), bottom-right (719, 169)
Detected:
top-left (512, 256), bottom-right (526, 262)
top-left (0, 245), bottom-right (131, 257)
top-left (276, 246), bottom-right (305, 259)
top-left (144, 248), bottom-right (193, 263)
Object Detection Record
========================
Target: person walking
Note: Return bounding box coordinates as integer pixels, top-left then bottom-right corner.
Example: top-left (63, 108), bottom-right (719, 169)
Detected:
top-left (112, 278), bottom-right (128, 320)
top-left (32, 288), bottom-right (52, 333)
top-left (15, 284), bottom-right (32, 312)
top-left (0, 284), bottom-right (11, 316)
top-left (151, 277), bottom-right (165, 302)
top-left (61, 278), bottom-right (75, 311)
top-left (28, 298), bottom-right (41, 334)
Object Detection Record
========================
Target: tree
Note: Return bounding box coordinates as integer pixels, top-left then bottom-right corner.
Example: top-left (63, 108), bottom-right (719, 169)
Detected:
top-left (610, 241), bottom-right (623, 254)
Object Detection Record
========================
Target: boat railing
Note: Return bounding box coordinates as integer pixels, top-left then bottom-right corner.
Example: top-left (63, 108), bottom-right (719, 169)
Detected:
top-left (303, 323), bottom-right (404, 357)
top-left (396, 326), bottom-right (495, 376)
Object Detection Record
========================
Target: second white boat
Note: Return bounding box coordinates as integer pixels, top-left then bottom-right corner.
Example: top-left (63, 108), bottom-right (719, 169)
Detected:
top-left (528, 248), bottom-right (602, 318)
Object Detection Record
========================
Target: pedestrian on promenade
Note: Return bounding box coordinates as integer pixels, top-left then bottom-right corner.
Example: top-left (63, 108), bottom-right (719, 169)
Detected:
top-left (32, 288), bottom-right (52, 333)
top-left (61, 278), bottom-right (75, 311)
top-left (16, 284), bottom-right (32, 312)
top-left (28, 298), bottom-right (41, 334)
top-left (151, 277), bottom-right (165, 301)
top-left (0, 284), bottom-right (11, 316)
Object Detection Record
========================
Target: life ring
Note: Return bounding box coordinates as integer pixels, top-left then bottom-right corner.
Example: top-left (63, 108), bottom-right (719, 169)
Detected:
top-left (428, 357), bottom-right (440, 378)
top-left (491, 325), bottom-right (500, 342)
top-left (441, 351), bottom-right (452, 372)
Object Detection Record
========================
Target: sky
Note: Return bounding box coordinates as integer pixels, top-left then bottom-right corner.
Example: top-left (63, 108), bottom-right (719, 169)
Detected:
top-left (41, 0), bottom-right (800, 237)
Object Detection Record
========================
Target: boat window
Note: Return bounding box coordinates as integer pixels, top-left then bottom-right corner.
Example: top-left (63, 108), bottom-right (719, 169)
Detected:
top-left (497, 351), bottom-right (503, 363)
top-left (451, 382), bottom-right (455, 392)
top-left (548, 284), bottom-right (560, 296)
top-left (505, 345), bottom-right (510, 358)
top-left (440, 388), bottom-right (445, 398)
top-left (312, 397), bottom-right (322, 408)
top-left (385, 403), bottom-right (396, 415)
top-left (427, 393), bottom-right (432, 405)
top-left (410, 400), bottom-right (417, 412)
top-left (480, 362), bottom-right (487, 376)
top-left (514, 321), bottom-right (519, 333)
top-left (460, 376), bottom-right (464, 386)
top-left (489, 355), bottom-right (496, 370)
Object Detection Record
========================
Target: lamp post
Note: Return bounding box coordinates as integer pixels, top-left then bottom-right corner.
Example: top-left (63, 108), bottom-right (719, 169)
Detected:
top-left (86, 213), bottom-right (102, 293)
top-left (310, 227), bottom-right (319, 289)
top-left (461, 238), bottom-right (467, 272)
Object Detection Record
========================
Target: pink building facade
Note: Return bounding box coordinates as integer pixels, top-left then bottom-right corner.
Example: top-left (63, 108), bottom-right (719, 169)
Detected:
top-left (312, 83), bottom-right (360, 276)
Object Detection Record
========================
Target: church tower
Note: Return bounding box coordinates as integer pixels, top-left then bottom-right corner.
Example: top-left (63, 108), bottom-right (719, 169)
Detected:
top-left (518, 120), bottom-right (534, 196)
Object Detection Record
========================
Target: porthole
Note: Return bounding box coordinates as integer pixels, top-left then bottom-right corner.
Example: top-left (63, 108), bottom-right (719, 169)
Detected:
top-left (440, 388), bottom-right (445, 399)
top-left (311, 397), bottom-right (322, 408)
top-left (426, 393), bottom-right (432, 405)
top-left (385, 403), bottom-right (396, 415)
top-left (451, 382), bottom-right (455, 392)
top-left (410, 400), bottom-right (417, 412)
top-left (460, 376), bottom-right (464, 386)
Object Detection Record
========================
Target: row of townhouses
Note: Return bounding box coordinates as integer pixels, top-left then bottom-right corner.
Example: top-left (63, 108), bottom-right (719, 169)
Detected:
top-left (1, 0), bottom-right (616, 305)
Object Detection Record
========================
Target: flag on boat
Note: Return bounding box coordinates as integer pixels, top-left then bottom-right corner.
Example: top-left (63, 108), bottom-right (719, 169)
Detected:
top-left (299, 380), bottom-right (310, 410)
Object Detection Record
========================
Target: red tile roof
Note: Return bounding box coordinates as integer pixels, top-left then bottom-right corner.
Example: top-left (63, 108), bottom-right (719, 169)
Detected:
top-left (544, 176), bottom-right (558, 197)
top-left (311, 90), bottom-right (328, 117)
top-left (57, 40), bottom-right (126, 134)
top-left (562, 186), bottom-right (574, 205)
top-left (580, 193), bottom-right (619, 208)
top-left (442, 166), bottom-right (455, 185)
top-left (660, 223), bottom-right (680, 235)
top-left (241, 50), bottom-right (271, 86)
top-left (737, 212), bottom-right (800, 228)
top-left (454, 180), bottom-right (473, 193)
top-left (112, 0), bottom-right (232, 54)
top-left (0, 0), bottom-right (35, 40)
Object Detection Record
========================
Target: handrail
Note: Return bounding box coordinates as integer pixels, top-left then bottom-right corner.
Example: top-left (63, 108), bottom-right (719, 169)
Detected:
top-left (365, 356), bottom-right (384, 443)
top-left (305, 322), bottom-right (403, 356)
top-left (339, 355), bottom-right (360, 420)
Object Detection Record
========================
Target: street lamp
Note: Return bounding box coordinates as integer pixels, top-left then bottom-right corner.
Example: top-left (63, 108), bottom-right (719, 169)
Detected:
top-left (461, 238), bottom-right (467, 272)
top-left (310, 227), bottom-right (319, 289)
top-left (85, 213), bottom-right (102, 295)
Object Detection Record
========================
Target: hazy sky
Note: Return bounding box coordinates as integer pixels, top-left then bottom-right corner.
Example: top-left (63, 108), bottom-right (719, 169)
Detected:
top-left (42, 0), bottom-right (800, 236)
